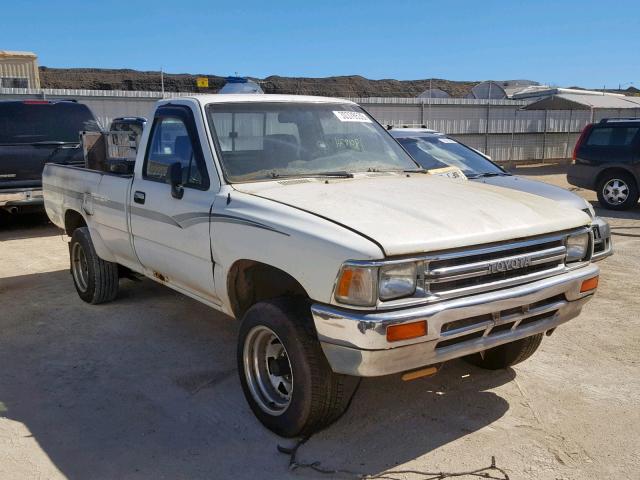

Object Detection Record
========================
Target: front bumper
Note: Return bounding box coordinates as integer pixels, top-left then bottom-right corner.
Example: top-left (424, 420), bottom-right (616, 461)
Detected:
top-left (312, 264), bottom-right (599, 376)
top-left (591, 217), bottom-right (613, 261)
top-left (0, 188), bottom-right (44, 207)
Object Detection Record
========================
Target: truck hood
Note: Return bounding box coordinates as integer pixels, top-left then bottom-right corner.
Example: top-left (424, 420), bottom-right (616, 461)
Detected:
top-left (475, 175), bottom-right (588, 211)
top-left (234, 174), bottom-right (590, 256)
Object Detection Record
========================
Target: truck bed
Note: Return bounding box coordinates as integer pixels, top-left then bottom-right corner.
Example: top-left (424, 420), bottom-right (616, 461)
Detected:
top-left (43, 163), bottom-right (137, 268)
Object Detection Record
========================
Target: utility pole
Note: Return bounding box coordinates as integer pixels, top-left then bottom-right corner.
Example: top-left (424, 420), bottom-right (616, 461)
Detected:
top-left (161, 67), bottom-right (165, 97)
top-left (428, 78), bottom-right (432, 128)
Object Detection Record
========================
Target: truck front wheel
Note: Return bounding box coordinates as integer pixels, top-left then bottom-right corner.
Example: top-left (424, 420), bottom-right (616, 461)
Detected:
top-left (69, 227), bottom-right (119, 304)
top-left (237, 298), bottom-right (359, 437)
top-left (464, 333), bottom-right (543, 370)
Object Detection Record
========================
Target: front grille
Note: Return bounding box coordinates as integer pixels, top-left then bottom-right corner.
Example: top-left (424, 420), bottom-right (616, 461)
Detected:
top-left (423, 233), bottom-right (570, 301)
top-left (429, 262), bottom-right (558, 294)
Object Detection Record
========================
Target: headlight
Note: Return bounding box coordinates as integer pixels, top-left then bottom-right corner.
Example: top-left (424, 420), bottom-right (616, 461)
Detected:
top-left (335, 265), bottom-right (377, 306)
top-left (335, 262), bottom-right (418, 306)
top-left (379, 263), bottom-right (417, 300)
top-left (566, 232), bottom-right (590, 263)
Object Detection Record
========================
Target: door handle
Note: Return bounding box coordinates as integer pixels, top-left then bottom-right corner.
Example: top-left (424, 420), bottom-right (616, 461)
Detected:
top-left (133, 191), bottom-right (146, 204)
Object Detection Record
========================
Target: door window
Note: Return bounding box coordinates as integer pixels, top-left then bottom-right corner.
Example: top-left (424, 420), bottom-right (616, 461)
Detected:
top-left (144, 116), bottom-right (209, 188)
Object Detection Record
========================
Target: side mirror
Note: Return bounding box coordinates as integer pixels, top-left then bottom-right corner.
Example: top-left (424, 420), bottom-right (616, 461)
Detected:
top-left (169, 162), bottom-right (184, 199)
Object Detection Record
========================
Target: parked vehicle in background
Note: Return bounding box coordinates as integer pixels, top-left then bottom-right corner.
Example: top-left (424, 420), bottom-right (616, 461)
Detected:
top-left (568, 118), bottom-right (640, 210)
top-left (43, 95), bottom-right (599, 437)
top-left (0, 99), bottom-right (100, 214)
top-left (110, 116), bottom-right (146, 139)
top-left (390, 128), bottom-right (613, 261)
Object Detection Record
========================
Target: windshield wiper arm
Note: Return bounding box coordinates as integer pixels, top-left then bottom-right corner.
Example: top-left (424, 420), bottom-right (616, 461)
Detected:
top-left (31, 141), bottom-right (79, 146)
top-left (270, 171), bottom-right (354, 179)
top-left (468, 172), bottom-right (508, 178)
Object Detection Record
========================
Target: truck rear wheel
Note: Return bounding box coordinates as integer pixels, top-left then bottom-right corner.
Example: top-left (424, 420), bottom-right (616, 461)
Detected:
top-left (69, 227), bottom-right (119, 304)
top-left (237, 297), bottom-right (359, 437)
top-left (464, 333), bottom-right (543, 370)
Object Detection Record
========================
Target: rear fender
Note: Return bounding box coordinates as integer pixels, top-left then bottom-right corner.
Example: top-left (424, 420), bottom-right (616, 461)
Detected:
top-left (65, 208), bottom-right (118, 263)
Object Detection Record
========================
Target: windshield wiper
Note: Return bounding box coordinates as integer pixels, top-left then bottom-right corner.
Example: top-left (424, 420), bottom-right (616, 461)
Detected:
top-left (467, 172), bottom-right (509, 179)
top-left (270, 171), bottom-right (354, 179)
top-left (31, 141), bottom-right (79, 146)
top-left (403, 168), bottom-right (428, 173)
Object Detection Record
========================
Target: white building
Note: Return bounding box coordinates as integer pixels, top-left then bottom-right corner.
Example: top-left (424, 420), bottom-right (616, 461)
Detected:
top-left (0, 50), bottom-right (40, 89)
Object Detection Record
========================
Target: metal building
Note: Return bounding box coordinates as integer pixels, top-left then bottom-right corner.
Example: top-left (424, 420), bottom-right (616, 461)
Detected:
top-left (466, 80), bottom-right (542, 99)
top-left (417, 88), bottom-right (450, 99)
top-left (0, 50), bottom-right (40, 89)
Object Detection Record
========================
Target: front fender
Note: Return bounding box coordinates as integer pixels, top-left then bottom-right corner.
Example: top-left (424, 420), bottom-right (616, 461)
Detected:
top-left (211, 190), bottom-right (383, 311)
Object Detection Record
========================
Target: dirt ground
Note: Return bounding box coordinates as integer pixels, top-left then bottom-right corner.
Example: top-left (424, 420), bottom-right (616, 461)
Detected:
top-left (1, 166), bottom-right (639, 480)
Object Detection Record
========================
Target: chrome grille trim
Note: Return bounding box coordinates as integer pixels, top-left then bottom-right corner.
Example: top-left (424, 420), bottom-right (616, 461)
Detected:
top-left (428, 264), bottom-right (567, 300)
top-left (426, 245), bottom-right (567, 283)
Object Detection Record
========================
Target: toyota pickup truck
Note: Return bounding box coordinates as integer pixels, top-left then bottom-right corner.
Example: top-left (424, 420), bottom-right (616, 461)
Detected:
top-left (43, 95), bottom-right (600, 437)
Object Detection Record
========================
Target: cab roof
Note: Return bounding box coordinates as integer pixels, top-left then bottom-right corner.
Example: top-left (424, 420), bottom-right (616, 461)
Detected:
top-left (166, 94), bottom-right (357, 106)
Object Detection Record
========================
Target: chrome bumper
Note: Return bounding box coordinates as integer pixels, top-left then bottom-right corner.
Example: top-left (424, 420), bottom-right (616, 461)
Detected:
top-left (0, 188), bottom-right (44, 207)
top-left (591, 217), bottom-right (613, 261)
top-left (312, 264), bottom-right (599, 377)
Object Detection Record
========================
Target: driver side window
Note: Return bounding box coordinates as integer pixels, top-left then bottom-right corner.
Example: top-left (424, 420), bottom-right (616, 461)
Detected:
top-left (144, 115), bottom-right (208, 188)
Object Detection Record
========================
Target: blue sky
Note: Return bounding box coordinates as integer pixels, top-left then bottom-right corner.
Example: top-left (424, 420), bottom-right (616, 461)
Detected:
top-left (2, 0), bottom-right (638, 89)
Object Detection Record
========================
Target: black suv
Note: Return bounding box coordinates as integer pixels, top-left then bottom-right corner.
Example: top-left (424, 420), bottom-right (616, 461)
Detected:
top-left (568, 118), bottom-right (640, 210)
top-left (0, 99), bottom-right (100, 213)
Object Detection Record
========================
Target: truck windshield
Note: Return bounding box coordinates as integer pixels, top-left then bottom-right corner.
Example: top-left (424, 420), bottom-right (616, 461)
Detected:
top-left (206, 102), bottom-right (418, 182)
top-left (396, 136), bottom-right (506, 178)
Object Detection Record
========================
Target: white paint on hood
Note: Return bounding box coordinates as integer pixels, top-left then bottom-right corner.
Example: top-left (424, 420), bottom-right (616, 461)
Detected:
top-left (234, 174), bottom-right (590, 257)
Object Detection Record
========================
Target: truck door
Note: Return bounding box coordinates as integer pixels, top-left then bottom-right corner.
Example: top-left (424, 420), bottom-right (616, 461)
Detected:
top-left (129, 104), bottom-right (218, 303)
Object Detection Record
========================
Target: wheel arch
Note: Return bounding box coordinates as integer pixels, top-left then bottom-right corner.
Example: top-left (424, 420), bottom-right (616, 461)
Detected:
top-left (64, 208), bottom-right (87, 236)
top-left (64, 208), bottom-right (118, 263)
top-left (227, 260), bottom-right (310, 320)
top-left (596, 166), bottom-right (638, 189)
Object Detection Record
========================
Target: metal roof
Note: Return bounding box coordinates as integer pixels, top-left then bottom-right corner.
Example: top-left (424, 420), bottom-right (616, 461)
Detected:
top-left (524, 93), bottom-right (640, 110)
top-left (0, 50), bottom-right (37, 58)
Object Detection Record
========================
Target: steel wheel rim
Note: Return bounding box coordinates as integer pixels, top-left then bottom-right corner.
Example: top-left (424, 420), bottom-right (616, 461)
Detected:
top-left (71, 242), bottom-right (89, 292)
top-left (603, 178), bottom-right (629, 205)
top-left (243, 325), bottom-right (293, 416)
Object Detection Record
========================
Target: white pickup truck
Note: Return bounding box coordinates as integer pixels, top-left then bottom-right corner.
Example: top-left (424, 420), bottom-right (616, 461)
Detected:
top-left (43, 95), bottom-right (600, 437)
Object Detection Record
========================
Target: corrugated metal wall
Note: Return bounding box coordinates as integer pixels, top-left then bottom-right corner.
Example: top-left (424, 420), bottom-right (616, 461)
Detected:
top-left (1, 87), bottom-right (638, 162)
top-left (357, 99), bottom-right (602, 162)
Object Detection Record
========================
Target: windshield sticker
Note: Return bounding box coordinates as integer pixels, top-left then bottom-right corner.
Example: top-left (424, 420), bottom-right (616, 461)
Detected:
top-left (427, 166), bottom-right (467, 180)
top-left (332, 111), bottom-right (372, 123)
top-left (334, 137), bottom-right (363, 151)
top-left (438, 138), bottom-right (457, 144)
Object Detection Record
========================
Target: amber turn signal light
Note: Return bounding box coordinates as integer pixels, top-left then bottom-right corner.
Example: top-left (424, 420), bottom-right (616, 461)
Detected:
top-left (580, 276), bottom-right (599, 293)
top-left (387, 320), bottom-right (427, 342)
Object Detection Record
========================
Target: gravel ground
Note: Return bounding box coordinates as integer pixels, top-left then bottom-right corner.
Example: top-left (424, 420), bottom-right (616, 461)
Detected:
top-left (1, 167), bottom-right (639, 480)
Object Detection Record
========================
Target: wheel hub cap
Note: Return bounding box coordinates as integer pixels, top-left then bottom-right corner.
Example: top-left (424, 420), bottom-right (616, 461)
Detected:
top-left (603, 179), bottom-right (629, 204)
top-left (243, 326), bottom-right (293, 415)
top-left (71, 242), bottom-right (89, 292)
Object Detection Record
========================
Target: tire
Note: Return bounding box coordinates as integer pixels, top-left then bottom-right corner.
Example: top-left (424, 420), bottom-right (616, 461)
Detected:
top-left (596, 172), bottom-right (639, 210)
top-left (464, 333), bottom-right (543, 370)
top-left (237, 297), bottom-right (360, 437)
top-left (69, 227), bottom-right (119, 304)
